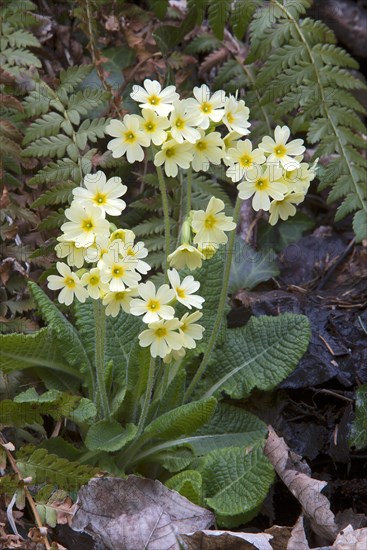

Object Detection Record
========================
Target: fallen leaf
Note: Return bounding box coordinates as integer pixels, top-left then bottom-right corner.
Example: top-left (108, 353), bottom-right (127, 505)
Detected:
top-left (182, 530), bottom-right (273, 549)
top-left (332, 524), bottom-right (367, 549)
top-left (264, 426), bottom-right (338, 542)
top-left (71, 475), bottom-right (214, 549)
top-left (287, 515), bottom-right (310, 550)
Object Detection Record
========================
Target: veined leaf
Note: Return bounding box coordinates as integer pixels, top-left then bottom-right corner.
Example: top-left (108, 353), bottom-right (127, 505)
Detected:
top-left (85, 421), bottom-right (137, 452)
top-left (29, 283), bottom-right (93, 382)
top-left (0, 328), bottom-right (82, 379)
top-left (133, 403), bottom-right (266, 464)
top-left (143, 398), bottom-right (217, 441)
top-left (199, 444), bottom-right (274, 527)
top-left (203, 314), bottom-right (310, 399)
top-left (166, 470), bottom-right (202, 505)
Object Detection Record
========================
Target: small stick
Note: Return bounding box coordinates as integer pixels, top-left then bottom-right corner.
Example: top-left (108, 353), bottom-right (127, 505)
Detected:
top-left (0, 434), bottom-right (51, 550)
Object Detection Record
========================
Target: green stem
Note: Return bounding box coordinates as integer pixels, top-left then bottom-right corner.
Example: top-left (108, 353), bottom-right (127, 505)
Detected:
top-left (184, 196), bottom-right (242, 402)
top-left (155, 162), bottom-right (171, 278)
top-left (136, 356), bottom-right (155, 437)
top-left (119, 356), bottom-right (156, 469)
top-left (186, 166), bottom-right (192, 215)
top-left (93, 300), bottom-right (110, 420)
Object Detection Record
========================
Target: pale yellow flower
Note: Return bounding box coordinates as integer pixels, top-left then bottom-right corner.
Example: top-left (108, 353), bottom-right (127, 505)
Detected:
top-left (191, 130), bottom-right (223, 172)
top-left (154, 138), bottom-right (193, 178)
top-left (130, 79), bottom-right (179, 116)
top-left (169, 100), bottom-right (201, 144)
top-left (280, 160), bottom-right (317, 194)
top-left (137, 109), bottom-right (169, 146)
top-left (185, 84), bottom-right (225, 129)
top-left (167, 268), bottom-right (204, 309)
top-left (269, 192), bottom-right (305, 225)
top-left (47, 262), bottom-right (88, 306)
top-left (55, 238), bottom-right (86, 269)
top-left (99, 251), bottom-right (141, 292)
top-left (103, 288), bottom-right (138, 317)
top-left (179, 311), bottom-right (204, 349)
top-left (106, 115), bottom-right (149, 163)
top-left (61, 204), bottom-right (110, 248)
top-left (130, 281), bottom-right (175, 323)
top-left (225, 139), bottom-right (266, 182)
top-left (191, 197), bottom-right (236, 247)
top-left (259, 125), bottom-right (305, 169)
top-left (81, 267), bottom-right (109, 300)
top-left (138, 318), bottom-right (183, 359)
top-left (167, 244), bottom-right (204, 271)
top-left (223, 96), bottom-right (250, 135)
top-left (237, 164), bottom-right (287, 211)
top-left (72, 171), bottom-right (127, 217)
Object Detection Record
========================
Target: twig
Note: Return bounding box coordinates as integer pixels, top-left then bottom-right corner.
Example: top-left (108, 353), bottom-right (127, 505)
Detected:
top-left (317, 237), bottom-right (356, 290)
top-left (0, 434), bottom-right (51, 550)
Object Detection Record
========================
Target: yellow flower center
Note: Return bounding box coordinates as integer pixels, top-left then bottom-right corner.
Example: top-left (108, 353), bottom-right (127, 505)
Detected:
top-left (274, 144), bottom-right (286, 157)
top-left (126, 248), bottom-right (135, 257)
top-left (226, 112), bottom-right (234, 124)
top-left (112, 266), bottom-right (124, 277)
top-left (64, 276), bottom-right (76, 289)
top-left (94, 192), bottom-right (107, 205)
top-left (165, 147), bottom-right (175, 158)
top-left (148, 95), bottom-right (160, 106)
top-left (255, 178), bottom-right (269, 190)
top-left (201, 102), bottom-right (212, 114)
top-left (147, 299), bottom-right (160, 311)
top-left (115, 291), bottom-right (126, 300)
top-left (176, 287), bottom-right (186, 298)
top-left (175, 117), bottom-right (185, 130)
top-left (155, 327), bottom-right (167, 338)
top-left (124, 131), bottom-right (136, 143)
top-left (239, 154), bottom-right (252, 167)
top-left (204, 214), bottom-right (216, 229)
top-left (196, 140), bottom-right (207, 152)
top-left (89, 276), bottom-right (99, 285)
top-left (110, 230), bottom-right (126, 241)
top-left (81, 218), bottom-right (94, 231)
top-left (145, 121), bottom-right (156, 132)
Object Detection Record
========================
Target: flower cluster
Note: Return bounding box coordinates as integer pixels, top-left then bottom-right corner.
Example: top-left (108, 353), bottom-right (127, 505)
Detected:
top-left (48, 80), bottom-right (314, 359)
top-left (47, 170), bottom-right (205, 359)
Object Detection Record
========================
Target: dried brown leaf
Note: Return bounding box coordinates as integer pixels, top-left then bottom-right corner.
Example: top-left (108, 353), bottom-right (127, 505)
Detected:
top-left (287, 515), bottom-right (310, 550)
top-left (199, 48), bottom-right (230, 76)
top-left (71, 476), bottom-right (214, 550)
top-left (264, 426), bottom-right (338, 542)
top-left (182, 530), bottom-right (273, 549)
top-left (332, 524), bottom-right (367, 549)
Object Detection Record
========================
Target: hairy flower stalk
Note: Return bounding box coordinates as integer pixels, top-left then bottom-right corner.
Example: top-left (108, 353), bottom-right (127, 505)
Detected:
top-left (93, 299), bottom-right (110, 420)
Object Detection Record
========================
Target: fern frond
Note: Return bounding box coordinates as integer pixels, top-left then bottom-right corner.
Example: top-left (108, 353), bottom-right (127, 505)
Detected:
top-left (58, 64), bottom-right (94, 94)
top-left (248, 0), bottom-right (367, 241)
top-left (32, 184), bottom-right (74, 208)
top-left (29, 158), bottom-right (80, 185)
top-left (185, 33), bottom-right (222, 54)
top-left (38, 210), bottom-right (66, 231)
top-left (208, 0), bottom-right (232, 40)
top-left (23, 134), bottom-right (73, 158)
top-left (16, 446), bottom-right (99, 490)
top-left (23, 113), bottom-right (65, 144)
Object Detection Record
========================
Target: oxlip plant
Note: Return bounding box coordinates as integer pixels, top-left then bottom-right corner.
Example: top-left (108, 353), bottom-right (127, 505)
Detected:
top-left (1, 80), bottom-right (313, 527)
